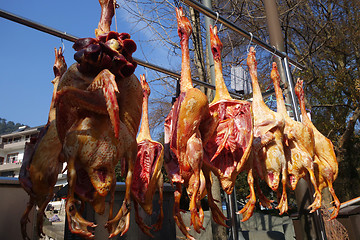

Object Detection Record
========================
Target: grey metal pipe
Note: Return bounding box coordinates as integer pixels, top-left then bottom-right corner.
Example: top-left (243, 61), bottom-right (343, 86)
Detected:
top-left (0, 9), bottom-right (78, 42)
top-left (282, 57), bottom-right (301, 121)
top-left (203, 0), bottom-right (216, 88)
top-left (181, 0), bottom-right (305, 70)
top-left (226, 192), bottom-right (239, 240)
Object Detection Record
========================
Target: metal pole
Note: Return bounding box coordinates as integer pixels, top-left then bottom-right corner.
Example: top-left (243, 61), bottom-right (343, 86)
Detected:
top-left (0, 9), bottom-right (78, 42)
top-left (203, 0), bottom-right (216, 93)
top-left (180, 0), bottom-right (305, 70)
top-left (226, 192), bottom-right (239, 240)
top-left (263, 0), bottom-right (291, 112)
top-left (283, 57), bottom-right (300, 121)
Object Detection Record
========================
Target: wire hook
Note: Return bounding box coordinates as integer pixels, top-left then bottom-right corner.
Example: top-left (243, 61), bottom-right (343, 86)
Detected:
top-left (247, 32), bottom-right (253, 52)
top-left (214, 12), bottom-right (219, 25)
top-left (269, 45), bottom-right (277, 67)
top-left (61, 37), bottom-right (65, 53)
top-left (214, 12), bottom-right (223, 32)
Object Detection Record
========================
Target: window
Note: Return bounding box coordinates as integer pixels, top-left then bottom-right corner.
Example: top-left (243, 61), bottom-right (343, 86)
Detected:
top-left (6, 153), bottom-right (19, 164)
top-left (0, 157), bottom-right (4, 165)
top-left (13, 137), bottom-right (21, 142)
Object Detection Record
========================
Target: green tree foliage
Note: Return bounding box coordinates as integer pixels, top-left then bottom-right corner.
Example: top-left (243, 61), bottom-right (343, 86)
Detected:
top-left (0, 117), bottom-right (25, 135)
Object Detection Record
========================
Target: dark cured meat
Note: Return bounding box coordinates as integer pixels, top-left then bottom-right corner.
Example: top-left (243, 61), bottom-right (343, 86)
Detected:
top-left (55, 1), bottom-right (143, 239)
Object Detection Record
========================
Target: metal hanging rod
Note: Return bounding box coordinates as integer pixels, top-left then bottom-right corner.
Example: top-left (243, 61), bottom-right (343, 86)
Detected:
top-left (181, 0), bottom-right (305, 71)
top-left (1, 8), bottom-right (249, 98)
top-left (0, 8), bottom-right (279, 100)
top-left (0, 9), bottom-right (79, 42)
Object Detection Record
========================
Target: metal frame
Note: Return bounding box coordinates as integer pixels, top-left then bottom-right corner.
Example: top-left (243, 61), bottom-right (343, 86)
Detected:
top-left (182, 0), bottom-right (305, 71)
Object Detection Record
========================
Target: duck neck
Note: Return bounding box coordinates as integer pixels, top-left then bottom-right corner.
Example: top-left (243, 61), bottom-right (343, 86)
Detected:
top-left (212, 59), bottom-right (232, 103)
top-left (180, 37), bottom-right (193, 93)
top-left (137, 93), bottom-right (151, 142)
top-left (248, 63), bottom-right (263, 103)
top-left (297, 91), bottom-right (312, 126)
top-left (273, 80), bottom-right (287, 115)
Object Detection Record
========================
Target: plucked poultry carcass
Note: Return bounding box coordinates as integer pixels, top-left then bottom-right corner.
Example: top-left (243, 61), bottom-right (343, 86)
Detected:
top-left (19, 47), bottom-right (66, 240)
top-left (202, 25), bottom-right (254, 221)
top-left (247, 47), bottom-right (288, 214)
top-left (131, 74), bottom-right (164, 237)
top-left (164, 7), bottom-right (218, 239)
top-left (295, 79), bottom-right (340, 219)
top-left (271, 63), bottom-right (321, 213)
top-left (55, 0), bottom-right (142, 238)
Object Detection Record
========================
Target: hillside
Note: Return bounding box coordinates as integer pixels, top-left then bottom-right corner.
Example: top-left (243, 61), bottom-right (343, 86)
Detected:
top-left (0, 118), bottom-right (27, 135)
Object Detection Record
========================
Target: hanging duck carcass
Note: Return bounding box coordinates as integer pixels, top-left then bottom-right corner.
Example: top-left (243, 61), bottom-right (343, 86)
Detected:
top-left (271, 63), bottom-right (321, 213)
top-left (54, 0), bottom-right (142, 238)
top-left (295, 79), bottom-right (340, 219)
top-left (203, 25), bottom-right (254, 221)
top-left (164, 7), bottom-right (220, 239)
top-left (131, 74), bottom-right (164, 237)
top-left (247, 47), bottom-right (288, 214)
top-left (19, 47), bottom-right (66, 240)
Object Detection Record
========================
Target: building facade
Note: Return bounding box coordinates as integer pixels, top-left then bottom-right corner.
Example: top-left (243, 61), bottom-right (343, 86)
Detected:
top-left (0, 126), bottom-right (43, 177)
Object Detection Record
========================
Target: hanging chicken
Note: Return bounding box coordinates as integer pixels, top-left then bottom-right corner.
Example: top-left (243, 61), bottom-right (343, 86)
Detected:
top-left (131, 74), bottom-right (164, 237)
top-left (19, 47), bottom-right (66, 240)
top-left (247, 47), bottom-right (288, 214)
top-left (271, 63), bottom-right (321, 213)
top-left (54, 0), bottom-right (142, 238)
top-left (202, 25), bottom-right (254, 221)
top-left (164, 7), bottom-right (219, 239)
top-left (295, 79), bottom-right (340, 219)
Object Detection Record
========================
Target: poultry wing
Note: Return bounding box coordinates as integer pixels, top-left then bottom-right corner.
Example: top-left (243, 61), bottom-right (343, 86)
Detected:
top-left (295, 79), bottom-right (340, 219)
top-left (55, 0), bottom-right (142, 238)
top-left (131, 74), bottom-right (164, 237)
top-left (19, 47), bottom-right (66, 240)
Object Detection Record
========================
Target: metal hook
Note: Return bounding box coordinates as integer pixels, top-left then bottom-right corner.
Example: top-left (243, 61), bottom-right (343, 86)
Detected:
top-left (214, 12), bottom-right (219, 25)
top-left (269, 45), bottom-right (277, 67)
top-left (61, 38), bottom-right (65, 53)
top-left (247, 32), bottom-right (253, 52)
top-left (214, 12), bottom-right (223, 32)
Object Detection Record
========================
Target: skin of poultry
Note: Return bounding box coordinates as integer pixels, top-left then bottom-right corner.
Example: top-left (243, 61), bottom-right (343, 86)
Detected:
top-left (202, 25), bottom-right (254, 222)
top-left (163, 7), bottom-right (218, 240)
top-left (247, 47), bottom-right (288, 215)
top-left (271, 63), bottom-right (321, 213)
top-left (19, 48), bottom-right (66, 240)
top-left (54, 0), bottom-right (142, 238)
top-left (295, 79), bottom-right (340, 219)
top-left (131, 74), bottom-right (164, 237)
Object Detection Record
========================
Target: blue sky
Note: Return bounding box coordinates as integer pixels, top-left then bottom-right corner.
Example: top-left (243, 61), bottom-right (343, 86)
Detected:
top-left (0, 0), bottom-right (179, 128)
